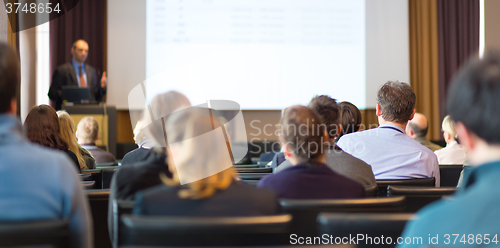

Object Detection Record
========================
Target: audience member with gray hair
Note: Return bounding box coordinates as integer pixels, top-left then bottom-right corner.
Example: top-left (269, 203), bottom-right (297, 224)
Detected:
top-left (76, 116), bottom-right (116, 164)
top-left (338, 81), bottom-right (440, 186)
top-left (406, 112), bottom-right (443, 152)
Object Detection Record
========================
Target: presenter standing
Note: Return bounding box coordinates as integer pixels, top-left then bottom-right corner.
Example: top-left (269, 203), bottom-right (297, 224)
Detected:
top-left (48, 39), bottom-right (107, 110)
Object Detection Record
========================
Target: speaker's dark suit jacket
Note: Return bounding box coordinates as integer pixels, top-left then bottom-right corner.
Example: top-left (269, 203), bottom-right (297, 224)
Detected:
top-left (48, 62), bottom-right (105, 110)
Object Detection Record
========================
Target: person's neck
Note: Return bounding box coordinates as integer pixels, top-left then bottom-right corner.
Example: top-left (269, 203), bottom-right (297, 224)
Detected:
top-left (469, 143), bottom-right (500, 166)
top-left (72, 59), bottom-right (84, 66)
top-left (79, 141), bottom-right (96, 146)
top-left (378, 118), bottom-right (407, 131)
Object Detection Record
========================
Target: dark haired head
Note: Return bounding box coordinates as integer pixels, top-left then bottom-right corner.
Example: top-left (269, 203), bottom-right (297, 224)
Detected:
top-left (338, 101), bottom-right (362, 138)
top-left (279, 105), bottom-right (326, 163)
top-left (308, 95), bottom-right (339, 139)
top-left (0, 43), bottom-right (20, 113)
top-left (447, 51), bottom-right (500, 144)
top-left (24, 105), bottom-right (69, 151)
top-left (377, 81), bottom-right (416, 124)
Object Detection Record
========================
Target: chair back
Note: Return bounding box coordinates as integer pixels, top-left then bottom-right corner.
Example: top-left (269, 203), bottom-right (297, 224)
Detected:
top-left (236, 167), bottom-right (273, 173)
top-left (119, 214), bottom-right (291, 247)
top-left (0, 220), bottom-right (69, 248)
top-left (387, 186), bottom-right (456, 212)
top-left (79, 173), bottom-right (92, 181)
top-left (234, 164), bottom-right (259, 169)
top-left (280, 196), bottom-right (405, 237)
top-left (376, 177), bottom-right (435, 196)
top-left (318, 213), bottom-right (414, 248)
top-left (81, 181), bottom-right (96, 190)
top-left (237, 173), bottom-right (269, 180)
top-left (81, 169), bottom-right (103, 189)
top-left (439, 165), bottom-right (463, 187)
top-left (101, 168), bottom-right (118, 189)
top-left (86, 190), bottom-right (112, 248)
top-left (112, 200), bottom-right (135, 248)
top-left (364, 185), bottom-right (377, 197)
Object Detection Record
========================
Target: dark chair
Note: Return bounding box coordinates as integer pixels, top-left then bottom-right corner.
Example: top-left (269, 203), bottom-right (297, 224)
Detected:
top-left (102, 168), bottom-right (118, 189)
top-left (376, 177), bottom-right (435, 196)
top-left (259, 152), bottom-right (277, 163)
top-left (439, 165), bottom-right (463, 187)
top-left (241, 179), bottom-right (260, 186)
top-left (87, 190), bottom-right (112, 248)
top-left (234, 164), bottom-right (259, 169)
top-left (0, 220), bottom-right (69, 248)
top-left (318, 213), bottom-right (414, 248)
top-left (120, 245), bottom-right (350, 248)
top-left (280, 196), bottom-right (406, 237)
top-left (364, 184), bottom-right (377, 197)
top-left (387, 186), bottom-right (457, 212)
top-left (119, 214), bottom-right (292, 247)
top-left (236, 167), bottom-right (273, 173)
top-left (96, 162), bottom-right (118, 168)
top-left (237, 173), bottom-right (269, 180)
top-left (82, 169), bottom-right (103, 189)
top-left (79, 173), bottom-right (92, 181)
top-left (82, 181), bottom-right (96, 190)
top-left (112, 200), bottom-right (135, 248)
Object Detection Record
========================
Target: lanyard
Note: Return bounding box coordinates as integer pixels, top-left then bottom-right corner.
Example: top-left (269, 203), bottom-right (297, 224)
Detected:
top-left (379, 126), bottom-right (405, 134)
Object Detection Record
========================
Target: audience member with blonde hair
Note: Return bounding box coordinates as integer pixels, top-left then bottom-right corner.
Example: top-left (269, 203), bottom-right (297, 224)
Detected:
top-left (132, 106), bottom-right (280, 216)
top-left (57, 111), bottom-right (95, 171)
top-left (434, 115), bottom-right (466, 164)
top-left (76, 116), bottom-right (115, 164)
top-left (258, 105), bottom-right (365, 199)
top-left (108, 91), bottom-right (191, 238)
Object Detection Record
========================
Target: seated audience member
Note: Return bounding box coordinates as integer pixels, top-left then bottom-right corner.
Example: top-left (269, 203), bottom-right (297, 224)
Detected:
top-left (0, 43), bottom-right (92, 248)
top-left (133, 106), bottom-right (280, 216)
top-left (119, 119), bottom-right (155, 165)
top-left (274, 96), bottom-right (376, 186)
top-left (120, 91), bottom-right (189, 165)
top-left (258, 105), bottom-right (365, 199)
top-left (337, 81), bottom-right (440, 186)
top-left (58, 111), bottom-right (96, 170)
top-left (338, 101), bottom-right (362, 139)
top-left (108, 91), bottom-right (191, 237)
top-left (434, 115), bottom-right (467, 164)
top-left (24, 105), bottom-right (81, 173)
top-left (398, 52), bottom-right (500, 247)
top-left (406, 112), bottom-right (443, 152)
top-left (76, 116), bottom-right (115, 164)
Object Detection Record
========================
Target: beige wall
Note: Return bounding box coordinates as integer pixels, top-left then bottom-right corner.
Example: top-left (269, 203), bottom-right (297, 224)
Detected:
top-left (485, 0), bottom-right (500, 51)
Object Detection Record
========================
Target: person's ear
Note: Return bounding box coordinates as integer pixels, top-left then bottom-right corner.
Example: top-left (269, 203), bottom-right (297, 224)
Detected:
top-left (9, 98), bottom-right (16, 115)
top-left (283, 144), bottom-right (292, 159)
top-left (408, 109), bottom-right (416, 121)
top-left (336, 124), bottom-right (342, 137)
top-left (406, 125), bottom-right (415, 137)
top-left (375, 104), bottom-right (382, 117)
top-left (455, 122), bottom-right (474, 151)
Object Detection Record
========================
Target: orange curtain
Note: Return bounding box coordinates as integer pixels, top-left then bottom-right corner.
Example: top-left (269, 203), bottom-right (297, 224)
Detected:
top-left (409, 0), bottom-right (441, 141)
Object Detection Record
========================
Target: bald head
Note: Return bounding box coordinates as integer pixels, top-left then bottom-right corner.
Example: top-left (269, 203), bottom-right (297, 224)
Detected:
top-left (406, 112), bottom-right (428, 138)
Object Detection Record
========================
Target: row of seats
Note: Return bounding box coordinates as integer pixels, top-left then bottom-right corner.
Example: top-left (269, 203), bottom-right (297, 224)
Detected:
top-left (2, 185), bottom-right (457, 248)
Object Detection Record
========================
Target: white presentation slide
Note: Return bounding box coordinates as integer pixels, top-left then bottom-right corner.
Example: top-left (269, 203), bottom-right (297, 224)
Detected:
top-left (144, 0), bottom-right (366, 109)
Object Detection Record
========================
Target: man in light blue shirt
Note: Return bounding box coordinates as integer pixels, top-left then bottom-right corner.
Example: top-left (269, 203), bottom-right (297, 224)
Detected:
top-left (0, 43), bottom-right (92, 248)
top-left (337, 81), bottom-right (440, 186)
